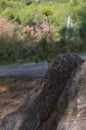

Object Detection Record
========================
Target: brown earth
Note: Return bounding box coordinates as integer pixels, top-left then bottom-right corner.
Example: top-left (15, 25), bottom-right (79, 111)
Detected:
top-left (0, 78), bottom-right (41, 121)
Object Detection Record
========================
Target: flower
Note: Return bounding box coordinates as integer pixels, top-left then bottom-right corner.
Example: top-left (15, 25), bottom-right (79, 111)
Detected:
top-left (42, 9), bottom-right (52, 16)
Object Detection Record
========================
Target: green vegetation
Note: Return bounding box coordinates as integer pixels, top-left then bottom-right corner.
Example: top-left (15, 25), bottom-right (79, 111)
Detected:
top-left (0, 0), bottom-right (86, 64)
top-left (0, 78), bottom-right (16, 91)
top-left (6, 79), bottom-right (15, 92)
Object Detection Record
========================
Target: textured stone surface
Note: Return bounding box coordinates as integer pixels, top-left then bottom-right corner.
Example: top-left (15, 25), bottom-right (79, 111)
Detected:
top-left (2, 54), bottom-right (86, 130)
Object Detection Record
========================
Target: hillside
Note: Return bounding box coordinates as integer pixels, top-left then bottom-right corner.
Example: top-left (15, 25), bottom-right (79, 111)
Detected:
top-left (0, 0), bottom-right (86, 65)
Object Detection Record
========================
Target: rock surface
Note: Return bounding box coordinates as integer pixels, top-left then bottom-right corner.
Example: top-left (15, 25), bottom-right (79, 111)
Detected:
top-left (1, 54), bottom-right (86, 130)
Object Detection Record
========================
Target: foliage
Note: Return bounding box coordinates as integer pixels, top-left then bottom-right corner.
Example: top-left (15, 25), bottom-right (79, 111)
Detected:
top-left (0, 0), bottom-right (86, 65)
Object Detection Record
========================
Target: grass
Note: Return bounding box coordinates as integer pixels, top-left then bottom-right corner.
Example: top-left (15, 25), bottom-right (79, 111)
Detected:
top-left (0, 78), bottom-right (16, 92)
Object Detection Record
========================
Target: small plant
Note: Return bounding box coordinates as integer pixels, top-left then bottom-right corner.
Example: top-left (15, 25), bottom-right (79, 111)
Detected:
top-left (44, 111), bottom-right (49, 119)
top-left (7, 84), bottom-right (14, 92)
top-left (42, 9), bottom-right (53, 33)
top-left (5, 78), bottom-right (15, 92)
top-left (0, 78), bottom-right (15, 92)
top-left (5, 79), bottom-right (15, 92)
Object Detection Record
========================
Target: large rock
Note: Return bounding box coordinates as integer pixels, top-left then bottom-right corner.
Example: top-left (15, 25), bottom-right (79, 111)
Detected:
top-left (2, 54), bottom-right (86, 130)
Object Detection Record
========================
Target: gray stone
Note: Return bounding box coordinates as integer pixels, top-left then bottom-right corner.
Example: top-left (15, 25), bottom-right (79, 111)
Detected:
top-left (2, 54), bottom-right (86, 130)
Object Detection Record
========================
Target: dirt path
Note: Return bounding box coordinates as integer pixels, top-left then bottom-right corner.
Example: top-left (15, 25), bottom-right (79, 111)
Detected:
top-left (0, 62), bottom-right (48, 80)
top-left (0, 55), bottom-right (85, 80)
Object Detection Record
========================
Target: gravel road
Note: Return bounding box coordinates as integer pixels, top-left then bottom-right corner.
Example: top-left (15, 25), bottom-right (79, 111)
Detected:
top-left (0, 55), bottom-right (86, 80)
